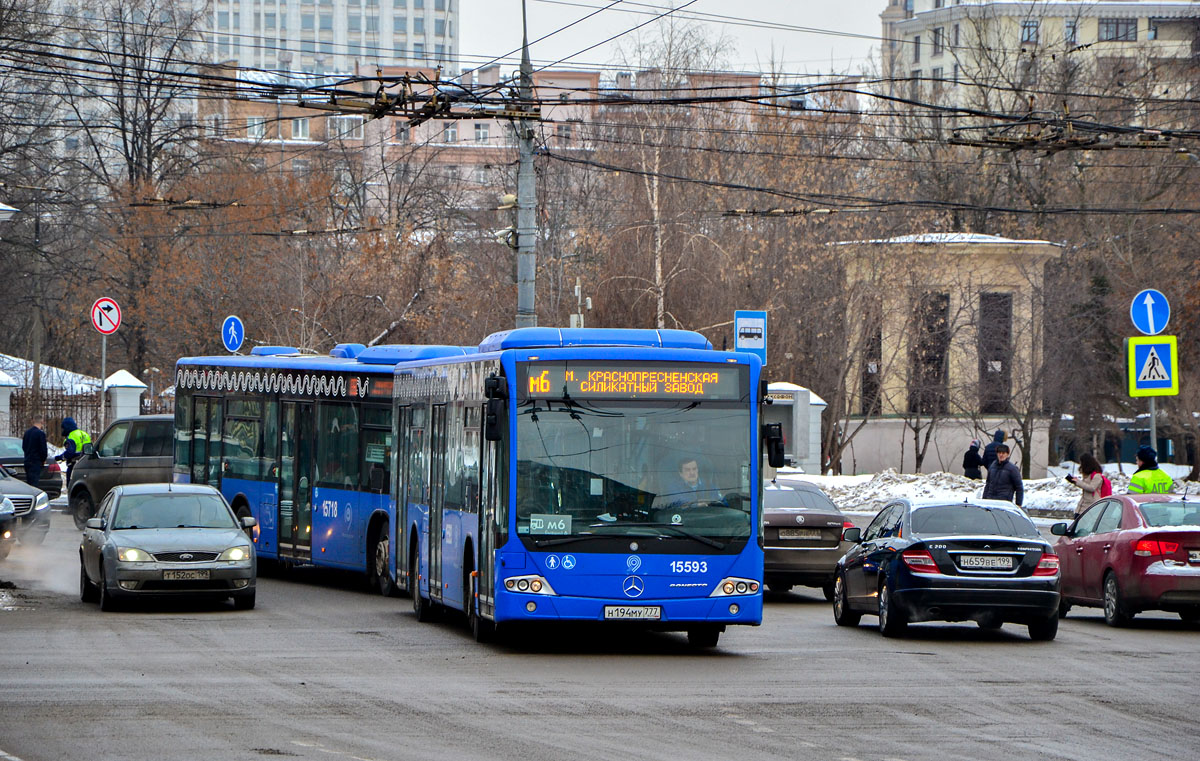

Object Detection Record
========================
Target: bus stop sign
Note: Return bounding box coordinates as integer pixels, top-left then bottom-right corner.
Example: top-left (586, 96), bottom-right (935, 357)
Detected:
top-left (734, 310), bottom-right (767, 365)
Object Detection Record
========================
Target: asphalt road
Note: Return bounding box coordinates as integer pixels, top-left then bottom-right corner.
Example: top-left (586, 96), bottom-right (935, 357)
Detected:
top-left (1, 511), bottom-right (1198, 761)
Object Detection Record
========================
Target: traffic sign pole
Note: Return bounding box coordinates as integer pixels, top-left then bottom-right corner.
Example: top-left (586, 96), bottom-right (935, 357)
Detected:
top-left (99, 334), bottom-right (106, 432)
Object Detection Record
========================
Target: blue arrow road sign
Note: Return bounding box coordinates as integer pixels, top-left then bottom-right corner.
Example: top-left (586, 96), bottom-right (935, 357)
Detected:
top-left (1130, 289), bottom-right (1170, 336)
top-left (222, 315), bottom-right (245, 352)
top-left (734, 310), bottom-right (767, 365)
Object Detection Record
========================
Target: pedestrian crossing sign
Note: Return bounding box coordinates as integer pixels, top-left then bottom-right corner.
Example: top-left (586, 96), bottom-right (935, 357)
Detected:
top-left (1128, 335), bottom-right (1178, 397)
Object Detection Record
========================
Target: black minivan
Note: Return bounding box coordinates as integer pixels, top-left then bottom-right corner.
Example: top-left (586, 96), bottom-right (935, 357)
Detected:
top-left (68, 415), bottom-right (174, 529)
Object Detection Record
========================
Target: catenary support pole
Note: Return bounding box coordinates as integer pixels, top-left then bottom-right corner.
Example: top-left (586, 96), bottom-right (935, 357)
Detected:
top-left (514, 0), bottom-right (537, 328)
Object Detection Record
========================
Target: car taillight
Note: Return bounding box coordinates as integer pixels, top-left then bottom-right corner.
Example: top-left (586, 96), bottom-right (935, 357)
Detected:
top-left (1134, 539), bottom-right (1181, 557)
top-left (47, 462), bottom-right (61, 473)
top-left (842, 520), bottom-right (856, 529)
top-left (901, 549), bottom-right (941, 574)
top-left (1033, 553), bottom-right (1060, 576)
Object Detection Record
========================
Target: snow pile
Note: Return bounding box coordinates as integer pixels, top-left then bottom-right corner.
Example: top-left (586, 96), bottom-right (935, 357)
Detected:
top-left (780, 469), bottom-right (1090, 516)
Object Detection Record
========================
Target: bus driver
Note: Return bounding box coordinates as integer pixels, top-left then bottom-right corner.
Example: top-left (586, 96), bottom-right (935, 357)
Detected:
top-left (658, 457), bottom-right (722, 508)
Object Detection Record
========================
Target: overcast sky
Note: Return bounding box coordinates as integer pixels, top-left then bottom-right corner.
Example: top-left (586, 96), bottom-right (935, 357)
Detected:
top-left (457, 0), bottom-right (883, 79)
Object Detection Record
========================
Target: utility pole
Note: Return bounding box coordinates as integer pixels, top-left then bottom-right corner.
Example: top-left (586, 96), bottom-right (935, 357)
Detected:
top-left (514, 0), bottom-right (537, 328)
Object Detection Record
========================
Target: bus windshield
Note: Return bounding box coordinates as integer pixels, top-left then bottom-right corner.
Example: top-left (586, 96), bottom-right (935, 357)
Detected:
top-left (515, 399), bottom-right (752, 549)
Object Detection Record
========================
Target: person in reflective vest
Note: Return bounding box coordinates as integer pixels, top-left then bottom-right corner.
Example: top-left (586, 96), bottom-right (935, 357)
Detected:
top-left (55, 417), bottom-right (92, 483)
top-left (1129, 446), bottom-right (1174, 494)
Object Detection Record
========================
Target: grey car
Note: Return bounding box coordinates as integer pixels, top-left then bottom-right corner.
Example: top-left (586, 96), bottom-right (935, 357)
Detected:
top-left (69, 414), bottom-right (174, 529)
top-left (763, 480), bottom-right (854, 599)
top-left (79, 483), bottom-right (257, 611)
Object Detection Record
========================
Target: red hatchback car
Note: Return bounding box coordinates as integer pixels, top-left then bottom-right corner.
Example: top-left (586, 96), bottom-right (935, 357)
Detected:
top-left (1051, 494), bottom-right (1200, 626)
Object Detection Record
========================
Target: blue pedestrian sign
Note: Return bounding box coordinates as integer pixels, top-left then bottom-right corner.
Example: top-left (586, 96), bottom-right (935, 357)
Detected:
top-left (1130, 289), bottom-right (1170, 336)
top-left (1128, 335), bottom-right (1178, 397)
top-left (221, 315), bottom-right (245, 353)
top-left (734, 310), bottom-right (767, 365)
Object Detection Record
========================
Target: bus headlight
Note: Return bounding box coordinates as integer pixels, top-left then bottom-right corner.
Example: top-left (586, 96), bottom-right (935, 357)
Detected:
top-left (503, 574), bottom-right (557, 595)
top-left (710, 577), bottom-right (760, 596)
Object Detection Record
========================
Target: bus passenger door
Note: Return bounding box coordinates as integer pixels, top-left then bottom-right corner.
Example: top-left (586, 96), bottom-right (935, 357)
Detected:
top-left (279, 401), bottom-right (314, 561)
top-left (477, 415), bottom-right (498, 619)
top-left (393, 406), bottom-right (411, 592)
top-left (428, 404), bottom-right (446, 603)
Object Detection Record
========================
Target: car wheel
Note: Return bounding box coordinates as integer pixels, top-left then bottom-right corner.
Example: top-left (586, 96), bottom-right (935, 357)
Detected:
top-left (686, 626), bottom-right (721, 648)
top-left (79, 560), bottom-right (98, 603)
top-left (98, 567), bottom-right (120, 612)
top-left (765, 582), bottom-right (792, 595)
top-left (878, 577), bottom-right (907, 638)
top-left (1058, 600), bottom-right (1071, 618)
top-left (1103, 572), bottom-right (1132, 627)
top-left (832, 572), bottom-right (861, 627)
top-left (71, 491), bottom-right (95, 531)
top-left (1178, 608), bottom-right (1200, 625)
top-left (411, 545), bottom-right (433, 622)
top-left (373, 526), bottom-right (398, 597)
top-left (977, 615), bottom-right (1003, 631)
top-left (1028, 613), bottom-right (1059, 641)
top-left (821, 582), bottom-right (836, 602)
top-left (232, 590), bottom-right (256, 610)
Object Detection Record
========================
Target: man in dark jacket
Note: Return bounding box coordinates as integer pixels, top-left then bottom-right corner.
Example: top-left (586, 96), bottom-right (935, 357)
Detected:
top-left (982, 444), bottom-right (1023, 506)
top-left (981, 430), bottom-right (1005, 470)
top-left (22, 416), bottom-right (48, 488)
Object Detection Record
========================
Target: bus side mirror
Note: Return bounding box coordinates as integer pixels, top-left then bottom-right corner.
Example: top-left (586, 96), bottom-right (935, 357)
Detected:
top-left (485, 398), bottom-right (504, 442)
top-left (484, 374), bottom-right (506, 400)
top-left (764, 422), bottom-right (785, 469)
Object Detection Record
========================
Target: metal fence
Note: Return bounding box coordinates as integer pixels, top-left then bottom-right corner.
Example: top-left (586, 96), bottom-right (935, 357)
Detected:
top-left (8, 389), bottom-right (105, 443)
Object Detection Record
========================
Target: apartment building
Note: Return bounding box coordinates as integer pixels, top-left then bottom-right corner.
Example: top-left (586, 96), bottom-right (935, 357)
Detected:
top-left (205, 0), bottom-right (459, 74)
top-left (881, 0), bottom-right (1200, 104)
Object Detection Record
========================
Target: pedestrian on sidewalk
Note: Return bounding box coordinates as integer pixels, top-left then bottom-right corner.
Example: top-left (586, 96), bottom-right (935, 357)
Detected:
top-left (22, 416), bottom-right (47, 488)
top-left (962, 439), bottom-right (984, 480)
top-left (1065, 452), bottom-right (1105, 516)
top-left (982, 444), bottom-right (1024, 507)
top-left (981, 430), bottom-right (1006, 471)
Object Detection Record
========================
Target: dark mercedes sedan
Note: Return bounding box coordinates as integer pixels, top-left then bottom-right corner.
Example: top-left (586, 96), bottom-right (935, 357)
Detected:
top-left (833, 499), bottom-right (1061, 640)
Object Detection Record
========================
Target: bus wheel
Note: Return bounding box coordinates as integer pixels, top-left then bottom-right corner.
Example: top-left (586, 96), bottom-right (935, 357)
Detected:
top-left (373, 525), bottom-right (398, 597)
top-left (411, 546), bottom-right (433, 622)
top-left (686, 626), bottom-right (720, 648)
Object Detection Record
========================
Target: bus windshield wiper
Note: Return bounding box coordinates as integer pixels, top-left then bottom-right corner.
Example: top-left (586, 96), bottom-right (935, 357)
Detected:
top-left (591, 521), bottom-right (725, 549)
top-left (532, 534), bottom-right (612, 548)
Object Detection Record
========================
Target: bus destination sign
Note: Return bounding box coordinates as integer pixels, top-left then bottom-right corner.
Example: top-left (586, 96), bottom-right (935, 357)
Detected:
top-left (524, 363), bottom-right (743, 401)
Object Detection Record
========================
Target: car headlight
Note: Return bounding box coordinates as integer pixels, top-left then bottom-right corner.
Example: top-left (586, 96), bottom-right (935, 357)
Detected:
top-left (218, 545), bottom-right (252, 561)
top-left (34, 493), bottom-right (49, 510)
top-left (117, 547), bottom-right (155, 562)
top-left (0, 498), bottom-right (14, 516)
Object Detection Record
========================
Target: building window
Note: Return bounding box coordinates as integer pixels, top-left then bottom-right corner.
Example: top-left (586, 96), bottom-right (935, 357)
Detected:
top-left (348, 15), bottom-right (360, 31)
top-left (293, 158), bottom-right (310, 174)
top-left (953, 23), bottom-right (959, 47)
top-left (556, 123), bottom-right (572, 141)
top-left (1148, 18), bottom-right (1162, 40)
top-left (910, 70), bottom-right (921, 99)
top-left (394, 15), bottom-right (406, 32)
top-left (435, 0), bottom-right (445, 9)
top-left (908, 291), bottom-right (950, 415)
top-left (292, 117), bottom-right (309, 139)
top-left (978, 292), bottom-right (1013, 415)
top-left (861, 326), bottom-right (882, 416)
top-left (1020, 20), bottom-right (1039, 44)
top-left (932, 27), bottom-right (944, 56)
top-left (474, 122), bottom-right (489, 142)
top-left (953, 63), bottom-right (959, 83)
top-left (1099, 18), bottom-right (1136, 42)
top-left (1064, 19), bottom-right (1078, 45)
top-left (414, 42), bottom-right (425, 59)
top-left (931, 67), bottom-right (943, 88)
top-left (414, 17), bottom-right (424, 34)
top-left (366, 16), bottom-right (378, 31)
top-left (912, 35), bottom-right (921, 62)
top-left (246, 117), bottom-right (266, 139)
top-left (934, 0), bottom-right (943, 7)
top-left (443, 123), bottom-right (456, 142)
top-left (395, 122), bottom-right (409, 142)
top-left (217, 10), bottom-right (229, 29)
top-left (328, 115), bottom-right (364, 140)
top-left (414, 0), bottom-right (423, 8)
top-left (265, 12), bottom-right (275, 28)
top-left (319, 13), bottom-right (331, 30)
top-left (435, 18), bottom-right (445, 36)
top-left (301, 13), bottom-right (313, 30)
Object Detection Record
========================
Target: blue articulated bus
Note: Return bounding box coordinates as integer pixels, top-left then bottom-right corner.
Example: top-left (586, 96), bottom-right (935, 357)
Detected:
top-left (173, 343), bottom-right (470, 593)
top-left (394, 327), bottom-right (780, 647)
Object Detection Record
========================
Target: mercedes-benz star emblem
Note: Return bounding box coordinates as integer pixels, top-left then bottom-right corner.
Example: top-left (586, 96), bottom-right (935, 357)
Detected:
top-left (622, 575), bottom-right (645, 598)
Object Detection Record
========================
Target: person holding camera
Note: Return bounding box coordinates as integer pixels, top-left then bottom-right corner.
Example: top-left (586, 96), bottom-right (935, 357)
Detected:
top-left (1065, 452), bottom-right (1105, 517)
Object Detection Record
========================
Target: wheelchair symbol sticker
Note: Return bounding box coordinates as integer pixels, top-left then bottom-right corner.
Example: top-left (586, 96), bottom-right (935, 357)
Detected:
top-left (562, 555), bottom-right (576, 570)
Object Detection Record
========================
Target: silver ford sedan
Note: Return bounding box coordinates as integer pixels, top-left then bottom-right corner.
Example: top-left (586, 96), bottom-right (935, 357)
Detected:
top-left (79, 483), bottom-right (257, 611)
